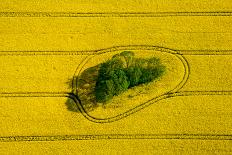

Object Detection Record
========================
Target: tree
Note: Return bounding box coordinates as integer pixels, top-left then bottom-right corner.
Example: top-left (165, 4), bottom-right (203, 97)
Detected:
top-left (139, 68), bottom-right (154, 84)
top-left (94, 51), bottom-right (166, 103)
top-left (110, 69), bottom-right (130, 95)
top-left (126, 66), bottom-right (142, 87)
top-left (98, 57), bottom-right (124, 77)
top-left (95, 59), bottom-right (129, 102)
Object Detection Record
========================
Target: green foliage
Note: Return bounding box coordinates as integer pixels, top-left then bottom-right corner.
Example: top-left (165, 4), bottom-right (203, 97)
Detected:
top-left (95, 79), bottom-right (114, 103)
top-left (95, 68), bottom-right (130, 103)
top-left (126, 66), bottom-right (142, 87)
top-left (110, 69), bottom-right (130, 95)
top-left (95, 51), bottom-right (166, 103)
top-left (98, 57), bottom-right (124, 76)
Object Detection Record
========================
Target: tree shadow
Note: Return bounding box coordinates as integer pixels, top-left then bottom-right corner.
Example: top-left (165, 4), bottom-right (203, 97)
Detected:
top-left (65, 97), bottom-right (80, 112)
top-left (64, 77), bottom-right (80, 112)
top-left (65, 65), bottom-right (100, 113)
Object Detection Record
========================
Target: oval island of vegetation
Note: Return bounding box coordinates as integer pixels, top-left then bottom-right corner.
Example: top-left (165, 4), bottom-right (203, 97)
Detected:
top-left (70, 49), bottom-right (186, 120)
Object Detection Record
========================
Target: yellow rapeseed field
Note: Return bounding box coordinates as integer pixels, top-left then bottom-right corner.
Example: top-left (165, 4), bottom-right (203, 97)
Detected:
top-left (0, 0), bottom-right (232, 154)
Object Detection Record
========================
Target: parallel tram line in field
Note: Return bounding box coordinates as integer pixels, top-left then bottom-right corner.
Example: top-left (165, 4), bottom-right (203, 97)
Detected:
top-left (1, 46), bottom-right (232, 56)
top-left (0, 45), bottom-right (232, 123)
top-left (0, 10), bottom-right (231, 144)
top-left (0, 90), bottom-right (232, 124)
top-left (0, 134), bottom-right (232, 142)
top-left (0, 90), bottom-right (232, 142)
top-left (0, 45), bottom-right (232, 141)
top-left (1, 12), bottom-right (232, 17)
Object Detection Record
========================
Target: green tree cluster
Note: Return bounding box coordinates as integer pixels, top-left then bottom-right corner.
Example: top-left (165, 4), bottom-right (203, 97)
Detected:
top-left (95, 51), bottom-right (165, 103)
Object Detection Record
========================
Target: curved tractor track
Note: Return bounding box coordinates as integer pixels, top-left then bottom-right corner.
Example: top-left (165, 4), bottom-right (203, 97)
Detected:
top-left (0, 45), bottom-right (231, 123)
